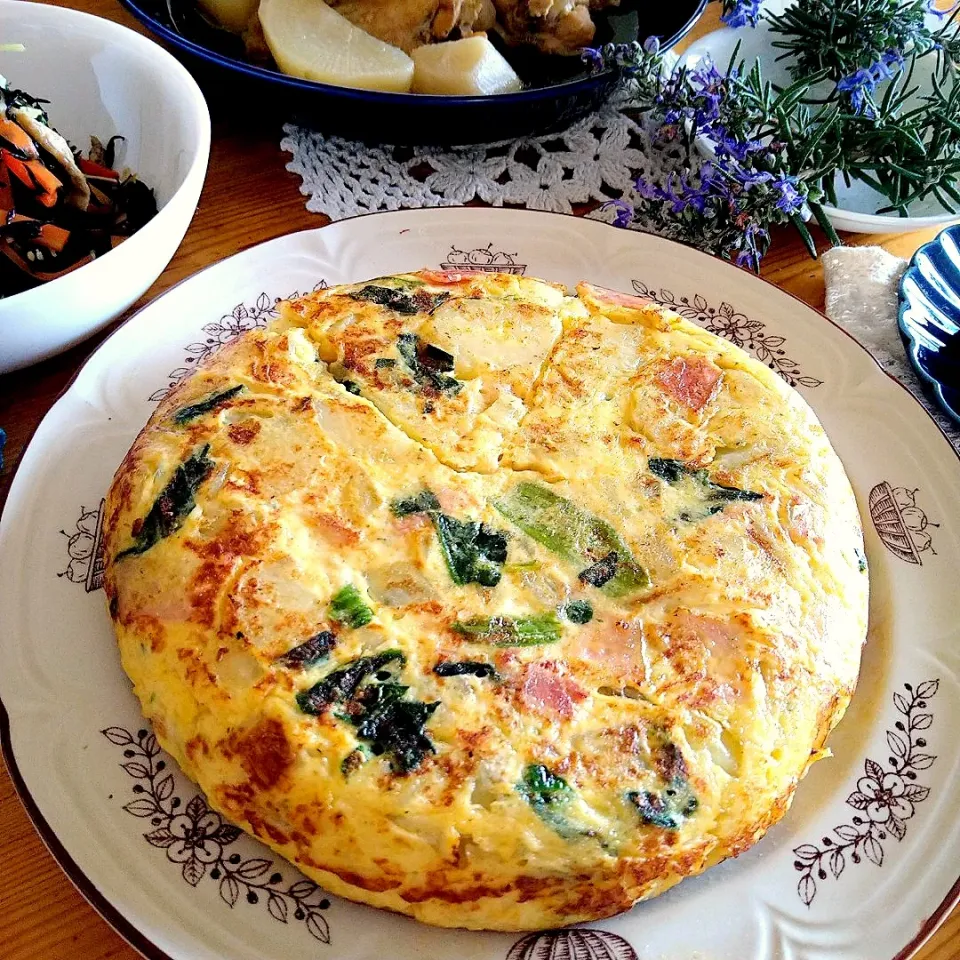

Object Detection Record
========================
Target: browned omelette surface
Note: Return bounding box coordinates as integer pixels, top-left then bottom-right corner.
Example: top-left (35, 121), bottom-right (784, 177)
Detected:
top-left (103, 271), bottom-right (868, 930)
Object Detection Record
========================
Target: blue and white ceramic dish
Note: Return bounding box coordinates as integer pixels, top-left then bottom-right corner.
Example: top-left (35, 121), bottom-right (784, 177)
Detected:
top-left (899, 224), bottom-right (960, 425)
top-left (118, 0), bottom-right (705, 145)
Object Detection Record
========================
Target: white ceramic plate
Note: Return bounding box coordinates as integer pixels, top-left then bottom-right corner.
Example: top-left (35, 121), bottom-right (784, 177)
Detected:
top-left (1, 208), bottom-right (959, 960)
top-left (682, 4), bottom-right (960, 235)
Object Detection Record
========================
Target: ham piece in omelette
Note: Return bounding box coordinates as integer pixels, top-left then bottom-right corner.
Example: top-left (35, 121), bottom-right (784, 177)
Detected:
top-left (103, 270), bottom-right (868, 931)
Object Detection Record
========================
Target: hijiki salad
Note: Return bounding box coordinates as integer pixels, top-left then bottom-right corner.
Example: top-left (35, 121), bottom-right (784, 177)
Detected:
top-left (0, 54), bottom-right (157, 298)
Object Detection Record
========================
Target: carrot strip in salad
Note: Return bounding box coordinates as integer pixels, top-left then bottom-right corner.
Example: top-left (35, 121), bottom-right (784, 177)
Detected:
top-left (1, 151), bottom-right (34, 189)
top-left (0, 116), bottom-right (38, 158)
top-left (23, 159), bottom-right (62, 206)
top-left (0, 211), bottom-right (70, 252)
top-left (77, 157), bottom-right (120, 180)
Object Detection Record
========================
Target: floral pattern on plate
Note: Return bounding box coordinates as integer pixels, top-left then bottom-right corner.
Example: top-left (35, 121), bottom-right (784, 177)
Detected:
top-left (103, 725), bottom-right (333, 943)
top-left (793, 680), bottom-right (939, 906)
top-left (631, 281), bottom-right (824, 389)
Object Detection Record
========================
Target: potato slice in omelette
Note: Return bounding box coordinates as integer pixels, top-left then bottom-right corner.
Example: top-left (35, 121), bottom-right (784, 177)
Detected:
top-left (282, 271), bottom-right (581, 472)
top-left (104, 271), bottom-right (868, 931)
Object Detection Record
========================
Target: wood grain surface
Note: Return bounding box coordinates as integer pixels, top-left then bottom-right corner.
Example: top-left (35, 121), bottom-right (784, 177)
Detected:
top-left (0, 2), bottom-right (957, 957)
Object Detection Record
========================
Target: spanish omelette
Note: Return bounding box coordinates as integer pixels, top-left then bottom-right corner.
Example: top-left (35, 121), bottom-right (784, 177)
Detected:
top-left (103, 270), bottom-right (868, 931)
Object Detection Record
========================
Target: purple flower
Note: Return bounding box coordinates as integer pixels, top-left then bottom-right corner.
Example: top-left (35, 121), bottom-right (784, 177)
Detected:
top-left (837, 50), bottom-right (904, 117)
top-left (735, 168), bottom-right (775, 187)
top-left (649, 57), bottom-right (732, 137)
top-left (714, 128), bottom-right (767, 162)
top-left (721, 0), bottom-right (762, 28)
top-left (643, 36), bottom-right (661, 55)
top-left (635, 173), bottom-right (710, 215)
top-left (772, 176), bottom-right (804, 214)
top-left (635, 176), bottom-right (665, 201)
top-left (735, 223), bottom-right (769, 272)
top-left (580, 46), bottom-right (605, 72)
top-left (602, 198), bottom-right (635, 228)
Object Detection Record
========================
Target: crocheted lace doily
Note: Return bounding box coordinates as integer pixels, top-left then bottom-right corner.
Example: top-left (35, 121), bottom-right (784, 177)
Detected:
top-left (281, 89), bottom-right (672, 223)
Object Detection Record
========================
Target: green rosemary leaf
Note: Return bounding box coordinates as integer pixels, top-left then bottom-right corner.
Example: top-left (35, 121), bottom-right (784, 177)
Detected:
top-left (790, 213), bottom-right (819, 260)
top-left (931, 185), bottom-right (958, 214)
top-left (808, 202), bottom-right (841, 247)
top-left (940, 180), bottom-right (960, 207)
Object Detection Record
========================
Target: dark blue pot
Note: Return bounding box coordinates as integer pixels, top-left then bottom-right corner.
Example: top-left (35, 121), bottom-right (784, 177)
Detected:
top-left (118, 0), bottom-right (706, 144)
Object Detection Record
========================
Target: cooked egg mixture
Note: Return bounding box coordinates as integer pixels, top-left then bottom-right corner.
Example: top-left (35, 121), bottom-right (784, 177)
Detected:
top-left (104, 271), bottom-right (868, 930)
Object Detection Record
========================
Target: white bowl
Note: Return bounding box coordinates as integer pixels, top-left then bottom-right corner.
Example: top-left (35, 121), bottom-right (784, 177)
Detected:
top-left (682, 5), bottom-right (960, 235)
top-left (0, 0), bottom-right (210, 374)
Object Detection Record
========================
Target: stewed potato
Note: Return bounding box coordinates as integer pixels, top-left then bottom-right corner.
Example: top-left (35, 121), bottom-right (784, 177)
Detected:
top-left (411, 35), bottom-right (522, 96)
top-left (258, 0), bottom-right (414, 92)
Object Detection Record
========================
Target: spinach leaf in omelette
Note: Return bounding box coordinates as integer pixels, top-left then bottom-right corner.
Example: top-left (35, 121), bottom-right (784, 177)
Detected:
top-left (296, 650), bottom-right (405, 714)
top-left (434, 514), bottom-right (507, 587)
top-left (392, 489), bottom-right (442, 516)
top-left (350, 284), bottom-right (450, 317)
top-left (344, 681), bottom-right (439, 774)
top-left (628, 779), bottom-right (698, 830)
top-left (627, 741), bottom-right (699, 830)
top-left (647, 458), bottom-right (763, 522)
top-left (452, 613), bottom-right (561, 646)
top-left (493, 482), bottom-right (649, 598)
top-left (297, 651), bottom-right (439, 774)
top-left (391, 490), bottom-right (508, 588)
top-left (328, 584), bottom-right (374, 629)
top-left (433, 660), bottom-right (499, 679)
top-left (562, 600), bottom-right (594, 624)
top-left (115, 445), bottom-right (215, 560)
top-left (340, 747), bottom-right (367, 778)
top-left (396, 333), bottom-right (462, 395)
top-left (517, 764), bottom-right (593, 841)
top-left (172, 384), bottom-right (244, 424)
top-left (276, 630), bottom-right (337, 668)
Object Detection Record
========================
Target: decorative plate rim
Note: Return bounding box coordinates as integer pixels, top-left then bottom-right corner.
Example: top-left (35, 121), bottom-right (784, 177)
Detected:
top-left (897, 223), bottom-right (960, 426)
top-left (1, 206), bottom-right (959, 960)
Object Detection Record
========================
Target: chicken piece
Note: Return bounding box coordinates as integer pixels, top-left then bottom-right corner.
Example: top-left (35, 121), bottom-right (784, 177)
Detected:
top-left (328, 0), bottom-right (496, 52)
top-left (493, 0), bottom-right (612, 54)
top-left (328, 0), bottom-right (612, 58)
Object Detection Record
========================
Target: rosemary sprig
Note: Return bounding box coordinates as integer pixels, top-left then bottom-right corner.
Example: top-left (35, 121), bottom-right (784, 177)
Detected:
top-left (765, 0), bottom-right (936, 81)
top-left (584, 0), bottom-right (960, 268)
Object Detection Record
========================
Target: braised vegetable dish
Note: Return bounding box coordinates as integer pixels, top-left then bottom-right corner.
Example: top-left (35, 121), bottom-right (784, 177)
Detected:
top-left (0, 74), bottom-right (157, 298)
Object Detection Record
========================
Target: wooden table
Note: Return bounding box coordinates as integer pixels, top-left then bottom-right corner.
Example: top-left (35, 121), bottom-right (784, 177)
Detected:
top-left (0, 1), bottom-right (957, 957)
